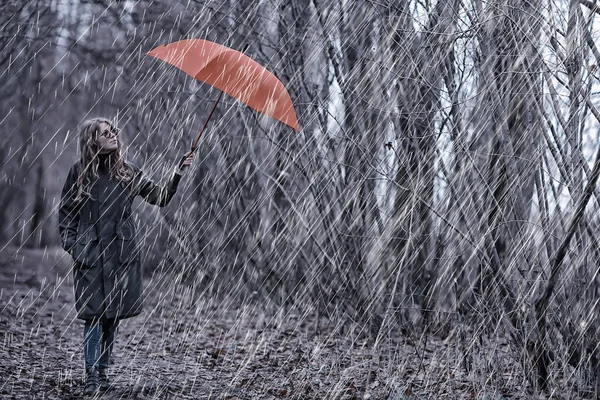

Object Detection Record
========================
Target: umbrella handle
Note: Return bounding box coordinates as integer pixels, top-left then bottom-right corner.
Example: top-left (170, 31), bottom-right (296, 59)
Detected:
top-left (178, 154), bottom-right (190, 170)
top-left (178, 90), bottom-right (224, 169)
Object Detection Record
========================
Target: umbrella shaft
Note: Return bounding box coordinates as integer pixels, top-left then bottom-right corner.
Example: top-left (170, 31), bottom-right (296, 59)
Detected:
top-left (178, 91), bottom-right (224, 170)
top-left (192, 90), bottom-right (224, 151)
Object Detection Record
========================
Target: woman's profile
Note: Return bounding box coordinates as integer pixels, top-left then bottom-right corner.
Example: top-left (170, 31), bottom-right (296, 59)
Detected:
top-left (58, 117), bottom-right (194, 396)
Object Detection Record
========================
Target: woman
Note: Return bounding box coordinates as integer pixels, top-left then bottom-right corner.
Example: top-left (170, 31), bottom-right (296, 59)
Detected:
top-left (58, 117), bottom-right (194, 396)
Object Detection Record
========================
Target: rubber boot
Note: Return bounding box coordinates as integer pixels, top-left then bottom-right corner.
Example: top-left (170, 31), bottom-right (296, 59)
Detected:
top-left (98, 367), bottom-right (110, 392)
top-left (84, 367), bottom-right (100, 397)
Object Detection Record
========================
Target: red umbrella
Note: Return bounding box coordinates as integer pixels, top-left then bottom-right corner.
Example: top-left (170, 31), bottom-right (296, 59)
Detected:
top-left (147, 39), bottom-right (300, 165)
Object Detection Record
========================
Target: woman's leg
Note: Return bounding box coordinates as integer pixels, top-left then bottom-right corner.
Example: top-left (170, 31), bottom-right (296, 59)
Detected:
top-left (83, 319), bottom-right (102, 394)
top-left (83, 319), bottom-right (102, 370)
top-left (99, 317), bottom-right (119, 369)
top-left (98, 317), bottom-right (119, 390)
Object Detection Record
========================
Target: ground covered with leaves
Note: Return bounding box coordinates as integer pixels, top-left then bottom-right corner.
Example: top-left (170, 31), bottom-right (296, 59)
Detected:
top-left (0, 246), bottom-right (587, 399)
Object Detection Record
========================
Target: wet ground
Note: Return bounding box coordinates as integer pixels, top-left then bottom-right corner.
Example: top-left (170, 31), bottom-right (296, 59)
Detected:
top-left (0, 245), bottom-right (397, 399)
top-left (0, 245), bottom-right (572, 399)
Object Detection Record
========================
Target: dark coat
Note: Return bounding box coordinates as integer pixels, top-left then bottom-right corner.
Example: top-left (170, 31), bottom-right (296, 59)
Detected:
top-left (58, 157), bottom-right (182, 320)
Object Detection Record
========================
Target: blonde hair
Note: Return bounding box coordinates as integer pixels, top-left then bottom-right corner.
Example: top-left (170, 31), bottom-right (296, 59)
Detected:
top-left (74, 117), bottom-right (135, 202)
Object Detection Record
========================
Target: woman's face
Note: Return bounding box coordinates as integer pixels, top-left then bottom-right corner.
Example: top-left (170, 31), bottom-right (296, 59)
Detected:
top-left (96, 122), bottom-right (119, 153)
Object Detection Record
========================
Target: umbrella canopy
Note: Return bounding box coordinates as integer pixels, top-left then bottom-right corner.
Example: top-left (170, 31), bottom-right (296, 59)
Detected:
top-left (148, 39), bottom-right (300, 132)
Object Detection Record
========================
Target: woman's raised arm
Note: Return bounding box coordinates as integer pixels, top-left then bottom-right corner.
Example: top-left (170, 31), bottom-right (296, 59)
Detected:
top-left (133, 165), bottom-right (182, 207)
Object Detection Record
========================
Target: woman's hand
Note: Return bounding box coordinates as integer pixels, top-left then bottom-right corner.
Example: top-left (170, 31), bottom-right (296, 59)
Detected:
top-left (176, 151), bottom-right (195, 175)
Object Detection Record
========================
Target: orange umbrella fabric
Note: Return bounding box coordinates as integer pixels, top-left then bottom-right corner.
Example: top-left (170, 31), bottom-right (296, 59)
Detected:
top-left (148, 39), bottom-right (300, 132)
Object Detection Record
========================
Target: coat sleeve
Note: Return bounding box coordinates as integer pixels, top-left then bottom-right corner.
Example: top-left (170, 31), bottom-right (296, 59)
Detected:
top-left (132, 164), bottom-right (182, 207)
top-left (58, 164), bottom-right (81, 253)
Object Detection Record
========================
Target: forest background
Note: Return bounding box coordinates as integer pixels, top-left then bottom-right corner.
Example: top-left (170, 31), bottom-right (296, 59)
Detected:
top-left (3, 0), bottom-right (600, 398)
